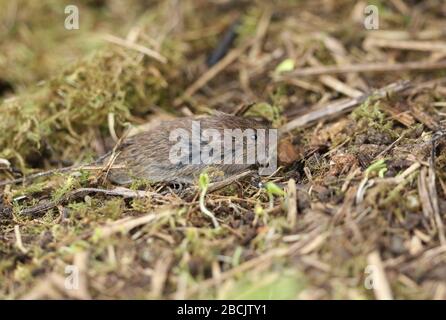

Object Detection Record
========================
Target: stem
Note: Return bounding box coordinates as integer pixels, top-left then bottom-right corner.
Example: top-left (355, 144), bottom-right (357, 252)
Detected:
top-left (199, 187), bottom-right (219, 228)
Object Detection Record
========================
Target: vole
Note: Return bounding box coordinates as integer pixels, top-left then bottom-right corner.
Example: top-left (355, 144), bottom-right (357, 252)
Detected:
top-left (106, 114), bottom-right (272, 185)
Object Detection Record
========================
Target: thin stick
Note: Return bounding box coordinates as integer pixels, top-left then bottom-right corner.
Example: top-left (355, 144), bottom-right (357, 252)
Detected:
top-left (369, 29), bottom-right (446, 41)
top-left (71, 251), bottom-right (92, 300)
top-left (280, 80), bottom-right (411, 133)
top-left (14, 225), bottom-right (28, 254)
top-left (20, 187), bottom-right (164, 216)
top-left (367, 250), bottom-right (394, 300)
top-left (374, 132), bottom-right (406, 160)
top-left (307, 55), bottom-right (363, 98)
top-left (207, 170), bottom-right (254, 193)
top-left (174, 40), bottom-right (253, 106)
top-left (95, 211), bottom-right (170, 240)
top-left (279, 60), bottom-right (446, 77)
top-left (319, 75), bottom-right (363, 98)
top-left (364, 38), bottom-right (446, 52)
top-left (286, 178), bottom-right (298, 228)
top-left (103, 34), bottom-right (167, 64)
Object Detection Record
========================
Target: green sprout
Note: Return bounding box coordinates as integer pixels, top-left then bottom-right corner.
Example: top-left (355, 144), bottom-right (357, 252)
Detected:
top-left (274, 58), bottom-right (295, 75)
top-left (265, 181), bottom-right (285, 209)
top-left (198, 172), bottom-right (219, 228)
top-left (365, 159), bottom-right (387, 178)
top-left (356, 159), bottom-right (388, 204)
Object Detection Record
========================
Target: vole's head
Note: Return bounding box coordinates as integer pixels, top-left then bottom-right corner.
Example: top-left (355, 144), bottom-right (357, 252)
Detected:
top-left (195, 114), bottom-right (274, 170)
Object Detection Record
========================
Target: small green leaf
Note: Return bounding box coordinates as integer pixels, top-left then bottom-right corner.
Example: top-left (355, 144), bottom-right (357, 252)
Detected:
top-left (275, 58), bottom-right (295, 74)
top-left (365, 159), bottom-right (387, 178)
top-left (199, 172), bottom-right (210, 190)
top-left (254, 204), bottom-right (264, 216)
top-left (265, 182), bottom-right (285, 197)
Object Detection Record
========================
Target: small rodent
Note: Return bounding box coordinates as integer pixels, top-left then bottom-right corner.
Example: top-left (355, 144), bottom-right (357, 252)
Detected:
top-left (107, 114), bottom-right (271, 184)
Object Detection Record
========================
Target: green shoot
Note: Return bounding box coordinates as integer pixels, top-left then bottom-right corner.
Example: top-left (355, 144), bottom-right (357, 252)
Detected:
top-left (265, 182), bottom-right (285, 209)
top-left (198, 172), bottom-right (219, 228)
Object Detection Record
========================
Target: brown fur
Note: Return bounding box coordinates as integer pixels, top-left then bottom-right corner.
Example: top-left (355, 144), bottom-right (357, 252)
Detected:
top-left (107, 114), bottom-right (269, 184)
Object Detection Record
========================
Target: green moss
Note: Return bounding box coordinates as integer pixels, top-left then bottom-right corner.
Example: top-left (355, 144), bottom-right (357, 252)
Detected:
top-left (352, 100), bottom-right (387, 128)
top-left (351, 99), bottom-right (399, 140)
top-left (218, 268), bottom-right (306, 299)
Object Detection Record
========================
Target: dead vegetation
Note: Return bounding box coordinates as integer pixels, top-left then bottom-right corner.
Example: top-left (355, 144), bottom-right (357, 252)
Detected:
top-left (1, 0), bottom-right (446, 299)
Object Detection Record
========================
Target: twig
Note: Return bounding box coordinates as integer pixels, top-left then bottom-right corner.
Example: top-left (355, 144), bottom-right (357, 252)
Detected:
top-left (367, 250), bottom-right (394, 300)
top-left (232, 102), bottom-right (257, 116)
top-left (71, 251), bottom-right (92, 300)
top-left (94, 210), bottom-right (171, 239)
top-left (369, 29), bottom-right (446, 41)
top-left (418, 139), bottom-right (446, 245)
top-left (14, 225), bottom-right (28, 254)
top-left (374, 132), bottom-right (406, 160)
top-left (107, 112), bottom-right (119, 143)
top-left (103, 34), bottom-right (167, 64)
top-left (207, 170), bottom-right (254, 193)
top-left (174, 40), bottom-right (254, 106)
top-left (364, 38), bottom-right (446, 52)
top-left (280, 80), bottom-right (411, 133)
top-left (286, 178), bottom-right (298, 228)
top-left (150, 254), bottom-right (173, 298)
top-left (278, 60), bottom-right (446, 77)
top-left (391, 162), bottom-right (421, 185)
top-left (248, 7), bottom-right (271, 60)
top-left (307, 55), bottom-right (363, 98)
top-left (20, 187), bottom-right (164, 216)
top-left (318, 75), bottom-right (363, 98)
